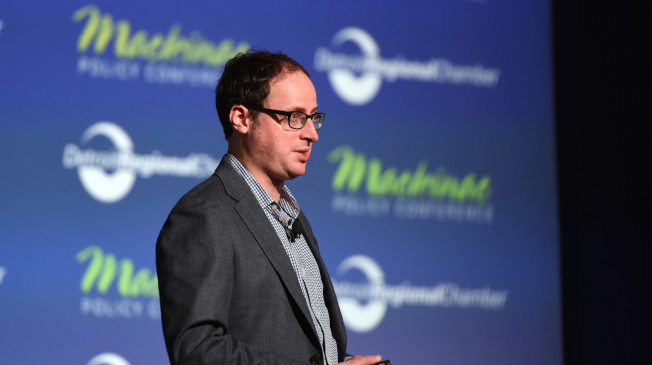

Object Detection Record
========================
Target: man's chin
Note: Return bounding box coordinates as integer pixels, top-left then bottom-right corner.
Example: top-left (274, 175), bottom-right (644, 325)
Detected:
top-left (287, 165), bottom-right (307, 180)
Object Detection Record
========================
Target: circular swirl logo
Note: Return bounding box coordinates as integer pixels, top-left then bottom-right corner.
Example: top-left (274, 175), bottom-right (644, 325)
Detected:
top-left (76, 122), bottom-right (137, 203)
top-left (327, 27), bottom-right (383, 105)
top-left (336, 255), bottom-right (388, 332)
top-left (87, 353), bottom-right (130, 365)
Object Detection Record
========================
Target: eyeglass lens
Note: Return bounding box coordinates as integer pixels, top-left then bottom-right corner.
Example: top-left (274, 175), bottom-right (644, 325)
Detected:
top-left (289, 112), bottom-right (324, 130)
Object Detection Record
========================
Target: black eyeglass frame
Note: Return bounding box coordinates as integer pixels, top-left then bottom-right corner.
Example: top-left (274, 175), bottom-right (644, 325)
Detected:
top-left (246, 105), bottom-right (325, 130)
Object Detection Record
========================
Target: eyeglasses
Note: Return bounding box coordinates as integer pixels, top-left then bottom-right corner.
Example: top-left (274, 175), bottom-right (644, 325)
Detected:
top-left (246, 106), bottom-right (325, 130)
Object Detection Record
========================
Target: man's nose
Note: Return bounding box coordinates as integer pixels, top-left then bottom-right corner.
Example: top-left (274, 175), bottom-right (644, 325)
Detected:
top-left (301, 119), bottom-right (319, 142)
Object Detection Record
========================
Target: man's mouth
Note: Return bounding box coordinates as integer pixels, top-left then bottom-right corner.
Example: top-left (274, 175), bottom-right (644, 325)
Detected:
top-left (295, 149), bottom-right (311, 162)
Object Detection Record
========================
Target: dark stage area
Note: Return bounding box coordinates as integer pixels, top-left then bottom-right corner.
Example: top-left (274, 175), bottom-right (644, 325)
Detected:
top-left (554, 2), bottom-right (650, 364)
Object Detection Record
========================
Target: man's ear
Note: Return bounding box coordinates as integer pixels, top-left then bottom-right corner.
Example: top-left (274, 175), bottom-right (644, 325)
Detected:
top-left (230, 105), bottom-right (251, 134)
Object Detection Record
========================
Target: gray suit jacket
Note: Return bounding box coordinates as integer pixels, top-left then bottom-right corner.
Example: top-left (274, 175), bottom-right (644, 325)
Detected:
top-left (156, 161), bottom-right (348, 365)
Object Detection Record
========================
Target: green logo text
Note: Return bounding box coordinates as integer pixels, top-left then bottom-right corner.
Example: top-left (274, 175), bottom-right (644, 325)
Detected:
top-left (73, 5), bottom-right (249, 66)
top-left (77, 245), bottom-right (158, 298)
top-left (328, 146), bottom-right (491, 204)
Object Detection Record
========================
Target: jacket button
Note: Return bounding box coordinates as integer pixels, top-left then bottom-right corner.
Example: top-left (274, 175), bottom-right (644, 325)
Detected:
top-left (309, 354), bottom-right (322, 364)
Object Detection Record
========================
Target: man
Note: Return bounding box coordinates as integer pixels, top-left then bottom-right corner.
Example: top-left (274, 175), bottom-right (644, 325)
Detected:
top-left (156, 50), bottom-right (384, 365)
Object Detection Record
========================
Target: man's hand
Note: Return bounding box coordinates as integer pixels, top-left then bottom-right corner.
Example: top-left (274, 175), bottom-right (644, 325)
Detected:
top-left (339, 355), bottom-right (384, 364)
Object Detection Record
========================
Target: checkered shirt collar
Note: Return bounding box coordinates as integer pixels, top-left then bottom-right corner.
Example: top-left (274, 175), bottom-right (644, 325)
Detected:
top-left (223, 153), bottom-right (300, 221)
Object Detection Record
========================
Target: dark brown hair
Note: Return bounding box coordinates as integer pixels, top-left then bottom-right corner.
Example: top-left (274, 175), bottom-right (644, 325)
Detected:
top-left (215, 50), bottom-right (309, 140)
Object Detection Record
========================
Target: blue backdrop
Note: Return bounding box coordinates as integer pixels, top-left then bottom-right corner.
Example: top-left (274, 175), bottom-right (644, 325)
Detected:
top-left (0, 1), bottom-right (561, 364)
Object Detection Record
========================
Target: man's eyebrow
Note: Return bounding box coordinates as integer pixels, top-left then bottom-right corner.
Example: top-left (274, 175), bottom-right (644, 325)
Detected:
top-left (288, 105), bottom-right (318, 114)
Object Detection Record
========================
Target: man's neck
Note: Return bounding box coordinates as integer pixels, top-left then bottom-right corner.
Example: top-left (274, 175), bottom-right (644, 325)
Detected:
top-left (227, 149), bottom-right (283, 201)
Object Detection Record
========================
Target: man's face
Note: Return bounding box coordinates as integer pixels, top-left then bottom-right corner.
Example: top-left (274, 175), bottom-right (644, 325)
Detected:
top-left (246, 70), bottom-right (319, 186)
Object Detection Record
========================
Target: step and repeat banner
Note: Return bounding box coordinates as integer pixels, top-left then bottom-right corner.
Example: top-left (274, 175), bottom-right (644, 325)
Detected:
top-left (0, 1), bottom-right (561, 364)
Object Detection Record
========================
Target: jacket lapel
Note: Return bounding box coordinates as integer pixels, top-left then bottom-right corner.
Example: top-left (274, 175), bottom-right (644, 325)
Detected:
top-left (215, 163), bottom-right (319, 341)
